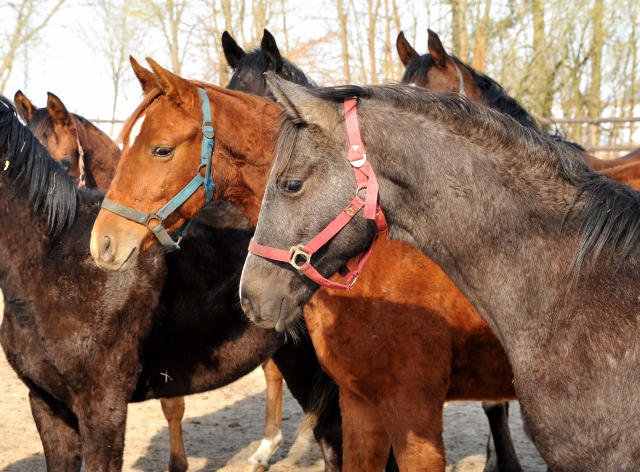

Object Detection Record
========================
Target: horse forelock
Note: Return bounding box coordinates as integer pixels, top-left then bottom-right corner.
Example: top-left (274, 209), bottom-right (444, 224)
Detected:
top-left (0, 96), bottom-right (77, 235)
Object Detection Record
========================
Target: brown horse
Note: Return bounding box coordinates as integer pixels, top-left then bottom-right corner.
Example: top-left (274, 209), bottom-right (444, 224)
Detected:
top-left (396, 29), bottom-right (640, 171)
top-left (14, 90), bottom-right (120, 189)
top-left (240, 77), bottom-right (640, 471)
top-left (90, 60), bottom-right (523, 471)
top-left (12, 90), bottom-right (285, 472)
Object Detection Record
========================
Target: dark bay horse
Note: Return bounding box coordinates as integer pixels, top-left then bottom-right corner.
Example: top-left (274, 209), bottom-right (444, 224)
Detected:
top-left (240, 76), bottom-right (640, 472)
top-left (13, 89), bottom-right (212, 472)
top-left (89, 60), bottom-right (526, 471)
top-left (0, 98), bottom-right (342, 472)
top-left (14, 90), bottom-right (120, 189)
top-left (396, 29), bottom-right (640, 171)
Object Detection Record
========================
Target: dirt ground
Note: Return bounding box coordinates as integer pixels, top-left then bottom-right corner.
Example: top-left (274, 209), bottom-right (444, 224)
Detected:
top-left (0, 293), bottom-right (548, 471)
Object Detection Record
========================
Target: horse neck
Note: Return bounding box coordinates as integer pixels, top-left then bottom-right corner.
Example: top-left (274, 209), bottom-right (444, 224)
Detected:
top-left (0, 181), bottom-right (50, 272)
top-left (360, 103), bottom-right (580, 342)
top-left (78, 119), bottom-right (121, 189)
top-left (207, 87), bottom-right (282, 225)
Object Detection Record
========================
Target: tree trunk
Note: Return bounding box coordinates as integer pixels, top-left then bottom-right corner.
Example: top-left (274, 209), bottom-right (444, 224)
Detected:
top-left (383, 0), bottom-right (392, 80)
top-left (471, 0), bottom-right (491, 71)
top-left (530, 0), bottom-right (552, 117)
top-left (588, 0), bottom-right (604, 146)
top-left (367, 0), bottom-right (381, 83)
top-left (337, 0), bottom-right (351, 83)
top-left (629, 2), bottom-right (638, 144)
top-left (448, 0), bottom-right (468, 61)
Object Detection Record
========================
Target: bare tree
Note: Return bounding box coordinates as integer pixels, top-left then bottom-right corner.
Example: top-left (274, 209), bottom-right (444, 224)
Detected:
top-left (83, 0), bottom-right (144, 134)
top-left (337, 0), bottom-right (351, 83)
top-left (138, 0), bottom-right (191, 74)
top-left (367, 0), bottom-right (381, 83)
top-left (0, 0), bottom-right (66, 89)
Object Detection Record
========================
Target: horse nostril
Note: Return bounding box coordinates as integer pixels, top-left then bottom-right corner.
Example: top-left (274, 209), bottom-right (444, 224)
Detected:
top-left (101, 235), bottom-right (114, 260)
top-left (241, 295), bottom-right (253, 316)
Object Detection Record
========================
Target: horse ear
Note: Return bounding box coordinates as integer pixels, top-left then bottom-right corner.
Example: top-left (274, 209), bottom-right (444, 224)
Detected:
top-left (396, 31), bottom-right (419, 66)
top-left (14, 90), bottom-right (36, 120)
top-left (130, 56), bottom-right (156, 94)
top-left (427, 29), bottom-right (453, 70)
top-left (222, 31), bottom-right (246, 69)
top-left (146, 57), bottom-right (198, 107)
top-left (261, 29), bottom-right (284, 72)
top-left (265, 72), bottom-right (335, 129)
top-left (46, 92), bottom-right (71, 123)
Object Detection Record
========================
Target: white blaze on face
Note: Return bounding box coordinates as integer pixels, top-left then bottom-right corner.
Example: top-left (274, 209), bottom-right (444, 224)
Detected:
top-left (128, 114), bottom-right (145, 149)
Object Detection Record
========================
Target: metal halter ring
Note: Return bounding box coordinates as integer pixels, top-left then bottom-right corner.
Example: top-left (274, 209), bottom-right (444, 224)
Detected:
top-left (142, 213), bottom-right (163, 231)
top-left (289, 245), bottom-right (311, 270)
top-left (202, 121), bottom-right (214, 139)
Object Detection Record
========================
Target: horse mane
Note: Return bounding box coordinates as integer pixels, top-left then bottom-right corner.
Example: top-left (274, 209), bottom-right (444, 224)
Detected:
top-left (0, 95), bottom-right (77, 235)
top-left (401, 54), bottom-right (585, 152)
top-left (278, 84), bottom-right (640, 274)
top-left (228, 48), bottom-right (315, 97)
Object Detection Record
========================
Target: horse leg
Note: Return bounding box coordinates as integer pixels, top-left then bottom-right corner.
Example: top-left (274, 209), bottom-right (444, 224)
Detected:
top-left (75, 393), bottom-right (129, 472)
top-left (382, 400), bottom-right (446, 472)
top-left (271, 337), bottom-right (343, 472)
top-left (161, 396), bottom-right (189, 472)
top-left (244, 358), bottom-right (284, 472)
top-left (482, 401), bottom-right (522, 472)
top-left (339, 388), bottom-right (390, 472)
top-left (28, 386), bottom-right (82, 472)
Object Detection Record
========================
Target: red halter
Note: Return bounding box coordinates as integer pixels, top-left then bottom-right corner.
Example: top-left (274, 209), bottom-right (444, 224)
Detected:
top-left (248, 98), bottom-right (388, 290)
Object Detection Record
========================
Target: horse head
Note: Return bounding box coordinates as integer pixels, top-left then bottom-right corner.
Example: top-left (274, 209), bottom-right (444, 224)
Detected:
top-left (397, 29), bottom-right (483, 102)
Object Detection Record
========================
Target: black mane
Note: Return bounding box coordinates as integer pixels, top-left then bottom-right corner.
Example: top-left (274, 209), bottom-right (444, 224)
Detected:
top-left (282, 84), bottom-right (640, 274)
top-left (0, 95), bottom-right (77, 234)
top-left (228, 48), bottom-right (315, 98)
top-left (401, 54), bottom-right (585, 152)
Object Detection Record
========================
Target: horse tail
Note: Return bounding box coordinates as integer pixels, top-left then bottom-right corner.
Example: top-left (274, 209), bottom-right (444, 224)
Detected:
top-left (299, 368), bottom-right (340, 435)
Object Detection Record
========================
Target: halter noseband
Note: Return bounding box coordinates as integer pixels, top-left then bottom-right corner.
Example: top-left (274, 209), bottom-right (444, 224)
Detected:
top-left (101, 87), bottom-right (216, 251)
top-left (248, 98), bottom-right (388, 290)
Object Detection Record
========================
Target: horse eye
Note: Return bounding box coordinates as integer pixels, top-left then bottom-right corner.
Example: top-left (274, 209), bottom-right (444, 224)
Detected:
top-left (152, 147), bottom-right (174, 158)
top-left (284, 180), bottom-right (303, 192)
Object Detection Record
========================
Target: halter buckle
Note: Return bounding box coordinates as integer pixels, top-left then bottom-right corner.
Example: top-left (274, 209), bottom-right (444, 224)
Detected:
top-left (202, 121), bottom-right (214, 139)
top-left (289, 245), bottom-right (311, 270)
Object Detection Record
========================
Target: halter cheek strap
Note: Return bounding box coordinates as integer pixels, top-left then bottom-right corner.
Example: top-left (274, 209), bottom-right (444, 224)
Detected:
top-left (74, 124), bottom-right (86, 190)
top-left (100, 87), bottom-right (216, 252)
top-left (248, 98), bottom-right (388, 290)
top-left (454, 65), bottom-right (467, 97)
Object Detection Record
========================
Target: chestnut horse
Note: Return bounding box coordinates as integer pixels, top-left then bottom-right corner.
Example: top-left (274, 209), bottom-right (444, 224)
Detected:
top-left (0, 96), bottom-right (342, 472)
top-left (396, 29), bottom-right (640, 171)
top-left (89, 60), bottom-right (526, 471)
top-left (240, 77), bottom-right (640, 472)
top-left (14, 90), bottom-right (120, 189)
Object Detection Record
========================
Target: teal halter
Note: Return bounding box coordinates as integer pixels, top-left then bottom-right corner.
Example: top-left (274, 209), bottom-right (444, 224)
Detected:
top-left (101, 87), bottom-right (215, 251)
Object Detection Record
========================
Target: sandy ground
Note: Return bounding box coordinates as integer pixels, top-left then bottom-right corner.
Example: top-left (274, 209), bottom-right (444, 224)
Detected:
top-left (0, 293), bottom-right (548, 471)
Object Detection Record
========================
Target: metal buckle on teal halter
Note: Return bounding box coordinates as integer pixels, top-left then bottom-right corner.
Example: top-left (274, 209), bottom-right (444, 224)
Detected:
top-left (98, 87), bottom-right (216, 252)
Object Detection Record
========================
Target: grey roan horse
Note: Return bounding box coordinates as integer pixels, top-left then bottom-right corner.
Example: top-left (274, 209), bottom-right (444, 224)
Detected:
top-left (240, 75), bottom-right (640, 472)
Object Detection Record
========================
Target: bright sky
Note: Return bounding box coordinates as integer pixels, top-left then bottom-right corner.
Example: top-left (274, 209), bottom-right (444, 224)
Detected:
top-left (2, 2), bottom-right (437, 139)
